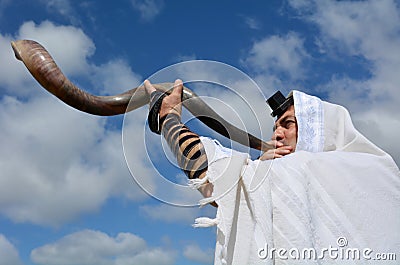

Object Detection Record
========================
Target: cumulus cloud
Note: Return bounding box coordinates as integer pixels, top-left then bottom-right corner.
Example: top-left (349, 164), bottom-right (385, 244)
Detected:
top-left (0, 33), bottom-right (32, 94)
top-left (131, 0), bottom-right (165, 22)
top-left (0, 95), bottom-right (148, 226)
top-left (0, 21), bottom-right (153, 226)
top-left (18, 20), bottom-right (95, 77)
top-left (30, 229), bottom-right (176, 265)
top-left (92, 59), bottom-right (142, 95)
top-left (240, 32), bottom-right (311, 104)
top-left (183, 243), bottom-right (214, 264)
top-left (0, 20), bottom-right (94, 97)
top-left (288, 0), bottom-right (400, 163)
top-left (0, 234), bottom-right (22, 265)
top-left (243, 32), bottom-right (309, 81)
top-left (306, 0), bottom-right (400, 101)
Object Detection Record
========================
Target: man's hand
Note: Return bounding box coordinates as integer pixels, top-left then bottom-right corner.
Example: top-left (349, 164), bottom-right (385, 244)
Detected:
top-left (144, 79), bottom-right (183, 118)
top-left (258, 140), bottom-right (293, 160)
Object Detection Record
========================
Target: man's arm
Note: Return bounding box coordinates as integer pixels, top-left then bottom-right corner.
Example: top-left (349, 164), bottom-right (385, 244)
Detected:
top-left (144, 79), bottom-right (212, 197)
top-left (161, 113), bottom-right (208, 180)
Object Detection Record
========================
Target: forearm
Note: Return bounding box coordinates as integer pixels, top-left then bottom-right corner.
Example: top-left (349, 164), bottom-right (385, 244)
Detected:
top-left (161, 114), bottom-right (208, 180)
top-left (144, 79), bottom-right (213, 199)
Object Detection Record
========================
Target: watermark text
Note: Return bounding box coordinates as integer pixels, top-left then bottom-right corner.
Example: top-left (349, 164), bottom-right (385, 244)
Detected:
top-left (258, 237), bottom-right (397, 261)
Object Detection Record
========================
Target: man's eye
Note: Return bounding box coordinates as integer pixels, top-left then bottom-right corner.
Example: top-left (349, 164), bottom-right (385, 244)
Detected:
top-left (284, 120), bottom-right (296, 128)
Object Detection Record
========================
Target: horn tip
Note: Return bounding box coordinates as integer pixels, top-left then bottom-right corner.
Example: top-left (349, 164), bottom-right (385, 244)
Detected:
top-left (11, 40), bottom-right (23, 61)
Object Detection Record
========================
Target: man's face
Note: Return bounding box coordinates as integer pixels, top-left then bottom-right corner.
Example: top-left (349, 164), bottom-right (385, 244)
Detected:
top-left (272, 105), bottom-right (297, 152)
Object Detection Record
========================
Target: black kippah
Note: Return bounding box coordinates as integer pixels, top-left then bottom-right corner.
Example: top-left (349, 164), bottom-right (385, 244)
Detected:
top-left (148, 91), bottom-right (167, 134)
top-left (267, 91), bottom-right (293, 118)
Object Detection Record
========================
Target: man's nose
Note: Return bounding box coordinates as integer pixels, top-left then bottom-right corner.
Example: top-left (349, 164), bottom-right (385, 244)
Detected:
top-left (273, 127), bottom-right (285, 141)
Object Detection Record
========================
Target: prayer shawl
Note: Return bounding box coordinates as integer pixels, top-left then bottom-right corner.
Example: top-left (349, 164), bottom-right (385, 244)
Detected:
top-left (194, 91), bottom-right (400, 265)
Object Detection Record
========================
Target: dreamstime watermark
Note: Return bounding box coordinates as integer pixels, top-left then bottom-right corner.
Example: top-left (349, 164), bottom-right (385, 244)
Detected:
top-left (258, 237), bottom-right (397, 261)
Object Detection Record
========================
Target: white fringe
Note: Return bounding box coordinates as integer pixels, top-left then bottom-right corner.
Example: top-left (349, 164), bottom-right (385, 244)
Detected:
top-left (188, 175), bottom-right (208, 190)
top-left (198, 196), bottom-right (216, 207)
top-left (192, 217), bottom-right (219, 228)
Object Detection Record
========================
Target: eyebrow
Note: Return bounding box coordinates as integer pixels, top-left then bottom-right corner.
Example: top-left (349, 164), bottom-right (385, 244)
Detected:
top-left (273, 115), bottom-right (296, 131)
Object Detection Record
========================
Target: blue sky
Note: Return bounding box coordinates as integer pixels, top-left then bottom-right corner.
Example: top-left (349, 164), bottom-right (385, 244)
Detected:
top-left (0, 0), bottom-right (399, 264)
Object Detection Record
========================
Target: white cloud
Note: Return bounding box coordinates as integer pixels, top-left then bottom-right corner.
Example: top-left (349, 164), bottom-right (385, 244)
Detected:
top-left (0, 34), bottom-right (51, 97)
top-left (0, 20), bottom-right (94, 97)
top-left (131, 0), bottom-right (165, 22)
top-left (183, 244), bottom-right (214, 264)
top-left (116, 248), bottom-right (175, 265)
top-left (18, 20), bottom-right (95, 77)
top-left (0, 21), bottom-right (154, 226)
top-left (0, 33), bottom-right (33, 94)
top-left (92, 59), bottom-right (142, 95)
top-left (243, 32), bottom-right (309, 81)
top-left (0, 234), bottom-right (23, 265)
top-left (30, 229), bottom-right (176, 265)
top-left (0, 95), bottom-right (148, 226)
top-left (309, 0), bottom-right (400, 61)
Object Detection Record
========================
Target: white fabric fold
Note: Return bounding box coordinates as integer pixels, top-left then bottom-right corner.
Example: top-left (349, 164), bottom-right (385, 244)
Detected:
top-left (293, 90), bottom-right (324, 152)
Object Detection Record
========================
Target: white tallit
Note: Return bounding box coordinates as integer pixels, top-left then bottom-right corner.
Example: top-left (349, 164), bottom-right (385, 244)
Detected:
top-left (195, 91), bottom-right (400, 265)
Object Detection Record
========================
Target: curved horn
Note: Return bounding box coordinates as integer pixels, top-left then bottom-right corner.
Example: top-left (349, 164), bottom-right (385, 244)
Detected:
top-left (11, 39), bottom-right (273, 151)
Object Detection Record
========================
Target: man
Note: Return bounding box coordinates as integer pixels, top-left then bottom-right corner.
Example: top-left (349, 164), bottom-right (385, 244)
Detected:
top-left (144, 79), bottom-right (400, 264)
top-left (144, 79), bottom-right (295, 187)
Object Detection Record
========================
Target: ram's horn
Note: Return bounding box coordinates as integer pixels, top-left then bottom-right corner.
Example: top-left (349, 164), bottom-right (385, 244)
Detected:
top-left (11, 39), bottom-right (273, 151)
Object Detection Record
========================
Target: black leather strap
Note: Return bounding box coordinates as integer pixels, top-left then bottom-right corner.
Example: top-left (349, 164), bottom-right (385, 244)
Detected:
top-left (147, 91), bottom-right (166, 134)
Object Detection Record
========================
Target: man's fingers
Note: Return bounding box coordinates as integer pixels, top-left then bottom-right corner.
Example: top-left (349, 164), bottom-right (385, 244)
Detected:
top-left (259, 150), bottom-right (282, 161)
top-left (143, 79), bottom-right (156, 95)
top-left (275, 148), bottom-right (291, 155)
top-left (259, 145), bottom-right (293, 161)
top-left (267, 140), bottom-right (284, 148)
top-left (171, 79), bottom-right (183, 98)
top-left (144, 79), bottom-right (182, 98)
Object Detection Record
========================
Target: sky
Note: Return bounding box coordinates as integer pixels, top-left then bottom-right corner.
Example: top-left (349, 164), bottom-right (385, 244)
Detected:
top-left (0, 0), bottom-right (399, 264)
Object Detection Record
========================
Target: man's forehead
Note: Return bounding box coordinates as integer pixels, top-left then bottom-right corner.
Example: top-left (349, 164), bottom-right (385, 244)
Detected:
top-left (275, 105), bottom-right (295, 124)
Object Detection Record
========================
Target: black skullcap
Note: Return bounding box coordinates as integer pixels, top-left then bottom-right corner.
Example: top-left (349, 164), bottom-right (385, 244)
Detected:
top-left (267, 91), bottom-right (294, 118)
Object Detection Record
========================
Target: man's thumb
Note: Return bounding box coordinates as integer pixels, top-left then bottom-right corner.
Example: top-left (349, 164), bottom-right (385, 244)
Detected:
top-left (172, 79), bottom-right (183, 97)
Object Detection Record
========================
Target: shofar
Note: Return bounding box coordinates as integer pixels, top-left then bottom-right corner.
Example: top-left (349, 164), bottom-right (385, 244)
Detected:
top-left (11, 39), bottom-right (272, 151)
